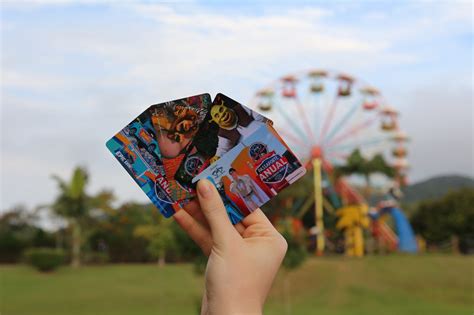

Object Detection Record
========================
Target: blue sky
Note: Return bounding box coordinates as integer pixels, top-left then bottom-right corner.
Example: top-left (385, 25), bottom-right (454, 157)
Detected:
top-left (1, 0), bottom-right (473, 211)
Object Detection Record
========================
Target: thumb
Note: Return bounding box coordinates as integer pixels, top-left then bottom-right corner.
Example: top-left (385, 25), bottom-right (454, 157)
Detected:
top-left (196, 179), bottom-right (239, 245)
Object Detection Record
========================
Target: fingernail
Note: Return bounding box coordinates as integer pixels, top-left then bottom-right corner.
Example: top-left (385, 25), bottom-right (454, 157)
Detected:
top-left (197, 180), bottom-right (212, 198)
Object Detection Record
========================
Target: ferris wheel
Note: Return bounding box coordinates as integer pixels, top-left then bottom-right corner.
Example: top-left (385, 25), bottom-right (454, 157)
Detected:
top-left (250, 69), bottom-right (410, 256)
top-left (250, 69), bottom-right (409, 188)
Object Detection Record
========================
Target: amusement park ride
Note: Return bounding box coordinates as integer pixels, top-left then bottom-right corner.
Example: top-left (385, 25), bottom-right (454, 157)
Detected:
top-left (250, 69), bottom-right (418, 256)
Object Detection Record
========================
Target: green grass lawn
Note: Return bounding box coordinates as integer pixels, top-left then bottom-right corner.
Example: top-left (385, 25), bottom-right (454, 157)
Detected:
top-left (1, 255), bottom-right (472, 315)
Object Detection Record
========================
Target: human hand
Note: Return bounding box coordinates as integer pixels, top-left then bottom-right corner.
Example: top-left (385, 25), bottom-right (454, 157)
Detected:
top-left (173, 179), bottom-right (287, 315)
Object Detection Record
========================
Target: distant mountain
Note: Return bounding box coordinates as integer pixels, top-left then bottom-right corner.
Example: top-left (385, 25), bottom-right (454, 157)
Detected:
top-left (402, 175), bottom-right (474, 204)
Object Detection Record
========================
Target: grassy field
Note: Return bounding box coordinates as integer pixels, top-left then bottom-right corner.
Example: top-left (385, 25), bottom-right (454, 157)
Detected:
top-left (1, 255), bottom-right (472, 315)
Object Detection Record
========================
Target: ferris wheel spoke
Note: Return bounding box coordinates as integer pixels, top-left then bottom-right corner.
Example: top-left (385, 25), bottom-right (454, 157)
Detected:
top-left (326, 155), bottom-right (349, 167)
top-left (294, 95), bottom-right (317, 144)
top-left (305, 91), bottom-right (321, 143)
top-left (273, 99), bottom-right (311, 142)
top-left (319, 91), bottom-right (340, 142)
top-left (326, 117), bottom-right (377, 147)
top-left (325, 135), bottom-right (390, 152)
top-left (326, 151), bottom-right (348, 159)
top-left (324, 97), bottom-right (362, 144)
top-left (314, 93), bottom-right (323, 141)
top-left (278, 128), bottom-right (313, 149)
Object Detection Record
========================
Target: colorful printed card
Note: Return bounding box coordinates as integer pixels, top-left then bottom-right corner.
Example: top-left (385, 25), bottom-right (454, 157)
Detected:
top-left (106, 93), bottom-right (276, 219)
top-left (174, 93), bottom-right (273, 192)
top-left (192, 123), bottom-right (306, 223)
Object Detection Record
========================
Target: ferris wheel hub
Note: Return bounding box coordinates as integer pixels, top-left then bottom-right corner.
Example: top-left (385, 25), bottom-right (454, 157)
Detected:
top-left (311, 146), bottom-right (323, 159)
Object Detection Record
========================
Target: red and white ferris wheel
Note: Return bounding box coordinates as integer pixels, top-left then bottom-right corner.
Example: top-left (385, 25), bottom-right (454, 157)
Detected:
top-left (249, 69), bottom-right (409, 188)
top-left (249, 69), bottom-right (410, 255)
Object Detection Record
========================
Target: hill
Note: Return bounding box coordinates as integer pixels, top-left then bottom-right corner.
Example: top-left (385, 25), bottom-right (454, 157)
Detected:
top-left (402, 175), bottom-right (474, 204)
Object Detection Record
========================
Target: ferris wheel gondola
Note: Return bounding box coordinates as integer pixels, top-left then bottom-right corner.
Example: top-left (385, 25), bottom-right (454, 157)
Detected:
top-left (360, 86), bottom-right (380, 111)
top-left (308, 70), bottom-right (328, 93)
top-left (256, 88), bottom-right (274, 112)
top-left (337, 74), bottom-right (354, 97)
top-left (281, 75), bottom-right (298, 98)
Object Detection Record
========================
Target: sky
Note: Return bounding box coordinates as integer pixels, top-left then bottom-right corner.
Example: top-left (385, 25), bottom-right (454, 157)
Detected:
top-left (1, 0), bottom-right (473, 212)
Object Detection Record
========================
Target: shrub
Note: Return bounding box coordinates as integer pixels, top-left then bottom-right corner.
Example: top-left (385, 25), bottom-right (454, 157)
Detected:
top-left (281, 228), bottom-right (307, 271)
top-left (193, 253), bottom-right (207, 276)
top-left (24, 248), bottom-right (65, 272)
top-left (411, 188), bottom-right (474, 253)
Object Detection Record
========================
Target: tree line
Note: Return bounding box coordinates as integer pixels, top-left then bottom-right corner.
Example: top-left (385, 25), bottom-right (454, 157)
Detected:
top-left (0, 167), bottom-right (201, 265)
top-left (1, 166), bottom-right (473, 265)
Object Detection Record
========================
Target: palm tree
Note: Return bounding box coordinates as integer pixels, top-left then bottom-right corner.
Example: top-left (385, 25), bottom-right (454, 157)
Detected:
top-left (368, 153), bottom-right (395, 180)
top-left (51, 167), bottom-right (113, 267)
top-left (336, 149), bottom-right (395, 197)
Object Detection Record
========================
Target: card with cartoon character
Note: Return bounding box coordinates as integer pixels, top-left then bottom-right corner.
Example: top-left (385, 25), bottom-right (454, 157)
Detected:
top-left (169, 93), bottom-right (274, 194)
top-left (106, 93), bottom-right (277, 218)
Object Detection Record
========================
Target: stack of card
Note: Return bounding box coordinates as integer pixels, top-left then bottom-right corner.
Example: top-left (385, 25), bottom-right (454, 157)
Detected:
top-left (106, 93), bottom-right (306, 224)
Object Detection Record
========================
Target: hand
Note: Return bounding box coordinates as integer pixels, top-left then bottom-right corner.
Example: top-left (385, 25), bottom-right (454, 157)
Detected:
top-left (173, 179), bottom-right (287, 315)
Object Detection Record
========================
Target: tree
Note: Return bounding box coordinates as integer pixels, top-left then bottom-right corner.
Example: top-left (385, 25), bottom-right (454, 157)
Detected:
top-left (133, 218), bottom-right (175, 266)
top-left (50, 167), bottom-right (113, 267)
top-left (88, 202), bottom-right (179, 263)
top-left (336, 149), bottom-right (395, 196)
top-left (411, 188), bottom-right (474, 253)
top-left (369, 153), bottom-right (395, 179)
top-left (0, 206), bottom-right (55, 263)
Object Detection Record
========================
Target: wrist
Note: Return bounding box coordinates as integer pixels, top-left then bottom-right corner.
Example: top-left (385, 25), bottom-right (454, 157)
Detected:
top-left (207, 299), bottom-right (262, 315)
top-left (209, 308), bottom-right (262, 315)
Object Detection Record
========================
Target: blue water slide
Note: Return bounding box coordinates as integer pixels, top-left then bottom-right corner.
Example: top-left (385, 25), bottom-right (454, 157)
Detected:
top-left (385, 207), bottom-right (418, 253)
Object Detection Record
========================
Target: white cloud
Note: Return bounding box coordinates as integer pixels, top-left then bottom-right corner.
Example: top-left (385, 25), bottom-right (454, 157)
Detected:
top-left (2, 70), bottom-right (67, 90)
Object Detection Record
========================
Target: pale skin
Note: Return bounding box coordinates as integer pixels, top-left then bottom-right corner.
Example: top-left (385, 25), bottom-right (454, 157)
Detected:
top-left (173, 179), bottom-right (288, 315)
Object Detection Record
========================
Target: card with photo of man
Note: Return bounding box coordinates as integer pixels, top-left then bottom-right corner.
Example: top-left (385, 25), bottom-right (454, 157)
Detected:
top-left (192, 123), bottom-right (306, 223)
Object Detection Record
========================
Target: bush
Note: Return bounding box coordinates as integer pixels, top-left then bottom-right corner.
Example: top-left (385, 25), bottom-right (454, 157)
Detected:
top-left (24, 248), bottom-right (65, 272)
top-left (281, 228), bottom-right (307, 271)
top-left (411, 188), bottom-right (474, 253)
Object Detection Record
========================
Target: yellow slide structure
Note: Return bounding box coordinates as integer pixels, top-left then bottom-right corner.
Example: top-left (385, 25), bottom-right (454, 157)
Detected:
top-left (336, 204), bottom-right (370, 257)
